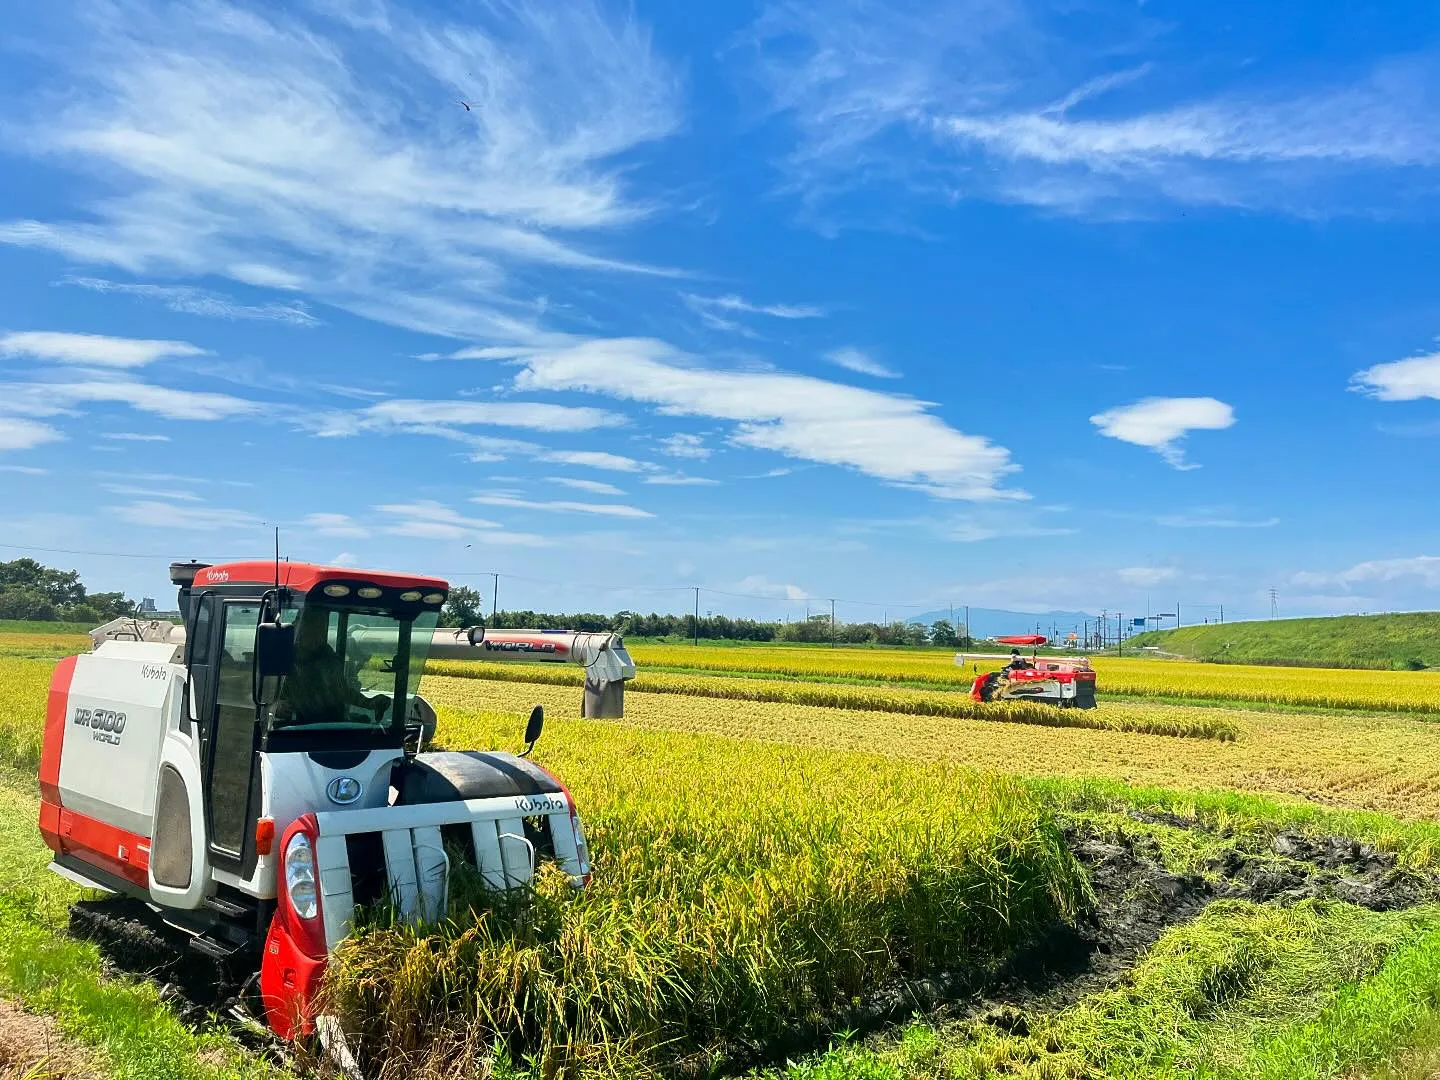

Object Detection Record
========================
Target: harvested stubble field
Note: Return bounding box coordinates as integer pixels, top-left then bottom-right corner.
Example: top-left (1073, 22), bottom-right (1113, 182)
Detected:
top-left (7, 638), bottom-right (1440, 1078)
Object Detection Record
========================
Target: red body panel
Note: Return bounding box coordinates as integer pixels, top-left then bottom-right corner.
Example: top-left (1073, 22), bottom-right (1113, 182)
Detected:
top-left (996, 635), bottom-right (1048, 646)
top-left (260, 814), bottom-right (328, 1040)
top-left (38, 655), bottom-right (77, 813)
top-left (197, 560), bottom-right (447, 593)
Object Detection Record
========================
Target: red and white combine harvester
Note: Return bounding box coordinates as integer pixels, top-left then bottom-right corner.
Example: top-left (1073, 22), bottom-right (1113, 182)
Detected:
top-left (38, 559), bottom-right (635, 1040)
top-left (967, 635), bottom-right (1098, 709)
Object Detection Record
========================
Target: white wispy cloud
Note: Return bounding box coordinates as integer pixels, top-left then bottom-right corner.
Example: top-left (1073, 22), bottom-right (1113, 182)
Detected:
top-left (747, 1), bottom-right (1440, 216)
top-left (659, 433), bottom-right (711, 459)
top-left (472, 493), bottom-right (654, 518)
top-left (0, 330), bottom-right (207, 368)
top-left (0, 418), bottom-right (64, 450)
top-left (1293, 555), bottom-right (1440, 591)
top-left (548, 476), bottom-right (624, 495)
top-left (1, 0), bottom-right (681, 340)
top-left (643, 474), bottom-right (720, 486)
top-left (102, 432), bottom-right (171, 442)
top-left (681, 293), bottom-right (824, 333)
top-left (0, 465), bottom-right (48, 474)
top-left (825, 347), bottom-right (898, 379)
top-left (374, 500), bottom-right (550, 545)
top-left (60, 277), bottom-right (319, 326)
top-left (737, 574), bottom-right (809, 601)
top-left (1118, 566), bottom-right (1179, 586)
top-left (509, 337), bottom-right (1021, 499)
top-left (1157, 511), bottom-right (1280, 529)
top-left (101, 483), bottom-right (203, 501)
top-left (1090, 397), bottom-right (1235, 469)
top-left (302, 512), bottom-right (370, 538)
top-left (541, 449), bottom-right (653, 473)
top-left (323, 399), bottom-right (626, 439)
top-left (110, 499), bottom-right (262, 530)
top-left (10, 379), bottom-right (261, 422)
top-left (1351, 350), bottom-right (1440, 401)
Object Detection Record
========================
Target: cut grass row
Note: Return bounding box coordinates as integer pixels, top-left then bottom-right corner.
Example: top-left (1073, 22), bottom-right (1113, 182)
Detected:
top-left (427, 659), bottom-right (1240, 740)
top-left (630, 644), bottom-right (1440, 714)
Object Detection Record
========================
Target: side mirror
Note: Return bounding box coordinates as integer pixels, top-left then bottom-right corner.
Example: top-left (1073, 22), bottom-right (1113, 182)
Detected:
top-left (520, 704), bottom-right (544, 757)
top-left (256, 621), bottom-right (295, 678)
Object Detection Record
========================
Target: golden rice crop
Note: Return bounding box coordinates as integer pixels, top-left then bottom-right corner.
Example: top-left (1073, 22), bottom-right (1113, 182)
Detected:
top-left (326, 703), bottom-right (1089, 1079)
top-left (427, 660), bottom-right (1239, 740)
top-left (0, 659), bottom-right (56, 771)
top-left (421, 674), bottom-right (1440, 820)
top-left (629, 644), bottom-right (1440, 713)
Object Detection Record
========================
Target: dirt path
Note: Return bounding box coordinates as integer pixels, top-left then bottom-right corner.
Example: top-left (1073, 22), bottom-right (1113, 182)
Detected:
top-left (0, 998), bottom-right (100, 1079)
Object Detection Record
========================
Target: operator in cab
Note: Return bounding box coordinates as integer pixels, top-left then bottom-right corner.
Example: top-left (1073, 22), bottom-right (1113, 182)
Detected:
top-left (1004, 649), bottom-right (1031, 673)
top-left (273, 610), bottom-right (392, 725)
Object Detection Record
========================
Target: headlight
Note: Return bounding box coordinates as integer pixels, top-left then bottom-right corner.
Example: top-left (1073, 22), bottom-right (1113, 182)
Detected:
top-left (284, 832), bottom-right (319, 920)
top-left (399, 590), bottom-right (422, 602)
top-left (422, 592), bottom-right (445, 605)
top-left (356, 585), bottom-right (383, 599)
top-left (323, 583), bottom-right (350, 598)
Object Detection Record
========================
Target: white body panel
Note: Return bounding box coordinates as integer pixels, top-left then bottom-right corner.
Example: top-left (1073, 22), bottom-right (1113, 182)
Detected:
top-left (57, 650), bottom-right (184, 838)
top-left (148, 718), bottom-right (211, 909)
top-left (215, 749), bottom-right (405, 900)
top-left (311, 793), bottom-right (585, 948)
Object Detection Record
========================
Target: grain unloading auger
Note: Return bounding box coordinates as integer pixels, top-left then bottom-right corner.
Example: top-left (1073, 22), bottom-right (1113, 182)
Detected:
top-left (38, 559), bottom-right (635, 1041)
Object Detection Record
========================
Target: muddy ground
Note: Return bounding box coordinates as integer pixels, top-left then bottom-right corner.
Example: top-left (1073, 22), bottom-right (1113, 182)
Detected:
top-left (0, 998), bottom-right (100, 1080)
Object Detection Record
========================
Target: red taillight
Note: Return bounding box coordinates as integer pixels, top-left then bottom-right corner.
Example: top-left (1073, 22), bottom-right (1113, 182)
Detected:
top-left (255, 817), bottom-right (275, 856)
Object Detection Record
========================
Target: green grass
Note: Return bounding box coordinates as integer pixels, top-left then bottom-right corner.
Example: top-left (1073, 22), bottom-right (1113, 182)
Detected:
top-left (0, 618), bottom-right (98, 636)
top-left (1127, 612), bottom-right (1440, 670)
top-left (0, 769), bottom-right (284, 1080)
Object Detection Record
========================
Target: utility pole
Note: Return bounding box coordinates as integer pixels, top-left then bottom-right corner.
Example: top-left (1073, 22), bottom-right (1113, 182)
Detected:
top-left (830, 598), bottom-right (837, 647)
top-left (693, 586), bottom-right (700, 646)
top-left (491, 573), bottom-right (499, 626)
top-left (964, 605), bottom-right (970, 647)
top-left (1269, 587), bottom-right (1279, 619)
top-left (1176, 601), bottom-right (1181, 629)
top-left (1118, 613), bottom-right (1124, 656)
top-left (1220, 603), bottom-right (1224, 624)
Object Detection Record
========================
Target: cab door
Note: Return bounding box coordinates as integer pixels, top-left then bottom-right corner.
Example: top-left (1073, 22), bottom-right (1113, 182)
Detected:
top-left (203, 601), bottom-right (265, 875)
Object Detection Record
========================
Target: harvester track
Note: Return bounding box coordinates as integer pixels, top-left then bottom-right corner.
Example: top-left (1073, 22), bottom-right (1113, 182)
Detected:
top-left (67, 898), bottom-right (289, 1062)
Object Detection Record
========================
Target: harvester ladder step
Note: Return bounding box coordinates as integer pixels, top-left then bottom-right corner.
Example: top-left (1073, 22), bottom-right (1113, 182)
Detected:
top-left (203, 894), bottom-right (253, 920)
top-left (188, 932), bottom-right (241, 961)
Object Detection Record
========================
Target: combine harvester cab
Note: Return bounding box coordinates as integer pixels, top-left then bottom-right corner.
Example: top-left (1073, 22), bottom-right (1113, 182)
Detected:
top-left (967, 635), bottom-right (1098, 709)
top-left (38, 559), bottom-right (633, 1040)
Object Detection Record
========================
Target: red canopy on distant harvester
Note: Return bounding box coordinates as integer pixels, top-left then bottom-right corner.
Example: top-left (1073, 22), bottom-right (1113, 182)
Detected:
top-left (996, 635), bottom-right (1048, 646)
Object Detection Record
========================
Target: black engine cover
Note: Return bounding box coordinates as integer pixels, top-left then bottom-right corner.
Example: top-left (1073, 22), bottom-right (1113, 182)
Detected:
top-left (393, 751), bottom-right (564, 804)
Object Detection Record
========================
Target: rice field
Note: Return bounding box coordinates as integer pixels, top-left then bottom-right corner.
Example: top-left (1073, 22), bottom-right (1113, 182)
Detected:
top-left (7, 634), bottom-right (1440, 1077)
top-left (630, 643), bottom-right (1440, 713)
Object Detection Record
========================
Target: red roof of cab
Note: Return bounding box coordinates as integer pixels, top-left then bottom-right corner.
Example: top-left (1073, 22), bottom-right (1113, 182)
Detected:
top-left (997, 634), bottom-right (1048, 646)
top-left (194, 561), bottom-right (448, 593)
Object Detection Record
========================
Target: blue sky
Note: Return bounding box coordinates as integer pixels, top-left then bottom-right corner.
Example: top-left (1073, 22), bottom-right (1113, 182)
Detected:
top-left (1, 0), bottom-right (1439, 624)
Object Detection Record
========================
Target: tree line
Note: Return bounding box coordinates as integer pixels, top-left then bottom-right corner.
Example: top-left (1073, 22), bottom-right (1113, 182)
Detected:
top-left (0, 559), bottom-right (136, 623)
top-left (441, 586), bottom-right (972, 647)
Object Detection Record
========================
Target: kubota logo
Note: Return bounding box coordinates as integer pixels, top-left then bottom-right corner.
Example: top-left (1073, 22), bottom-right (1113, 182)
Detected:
top-left (204, 569), bottom-right (230, 583)
top-left (72, 706), bottom-right (126, 745)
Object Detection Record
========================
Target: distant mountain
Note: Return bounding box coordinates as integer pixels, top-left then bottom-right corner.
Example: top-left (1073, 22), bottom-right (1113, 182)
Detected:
top-left (907, 607), bottom-right (1100, 641)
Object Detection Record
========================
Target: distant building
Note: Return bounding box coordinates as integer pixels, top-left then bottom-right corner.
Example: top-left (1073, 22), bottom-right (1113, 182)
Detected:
top-left (139, 597), bottom-right (157, 615)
